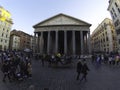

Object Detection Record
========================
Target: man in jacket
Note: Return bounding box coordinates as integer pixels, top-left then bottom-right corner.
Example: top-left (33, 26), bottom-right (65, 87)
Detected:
top-left (76, 60), bottom-right (83, 80)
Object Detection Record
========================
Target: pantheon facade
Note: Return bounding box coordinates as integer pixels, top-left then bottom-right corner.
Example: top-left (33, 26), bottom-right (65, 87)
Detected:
top-left (33, 13), bottom-right (91, 55)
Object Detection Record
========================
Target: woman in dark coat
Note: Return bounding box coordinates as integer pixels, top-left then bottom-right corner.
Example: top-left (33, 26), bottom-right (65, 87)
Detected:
top-left (76, 60), bottom-right (83, 80)
top-left (80, 62), bottom-right (90, 81)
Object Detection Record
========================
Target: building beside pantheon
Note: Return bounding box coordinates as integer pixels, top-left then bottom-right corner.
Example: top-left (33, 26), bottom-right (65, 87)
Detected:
top-left (33, 13), bottom-right (91, 55)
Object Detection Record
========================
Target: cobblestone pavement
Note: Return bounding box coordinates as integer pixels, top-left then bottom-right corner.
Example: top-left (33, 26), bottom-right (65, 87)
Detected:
top-left (1, 59), bottom-right (120, 90)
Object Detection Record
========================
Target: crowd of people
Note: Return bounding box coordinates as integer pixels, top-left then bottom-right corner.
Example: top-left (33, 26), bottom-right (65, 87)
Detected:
top-left (91, 54), bottom-right (120, 66)
top-left (34, 53), bottom-right (73, 67)
top-left (2, 50), bottom-right (120, 84)
top-left (0, 51), bottom-right (32, 82)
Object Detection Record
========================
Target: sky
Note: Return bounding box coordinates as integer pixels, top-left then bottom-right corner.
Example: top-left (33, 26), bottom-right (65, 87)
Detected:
top-left (0, 0), bottom-right (111, 35)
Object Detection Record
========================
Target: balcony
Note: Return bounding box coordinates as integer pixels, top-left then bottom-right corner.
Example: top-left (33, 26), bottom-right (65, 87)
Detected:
top-left (6, 18), bottom-right (13, 24)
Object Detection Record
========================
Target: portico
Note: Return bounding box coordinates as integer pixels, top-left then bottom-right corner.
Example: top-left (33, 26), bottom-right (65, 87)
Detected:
top-left (33, 13), bottom-right (91, 55)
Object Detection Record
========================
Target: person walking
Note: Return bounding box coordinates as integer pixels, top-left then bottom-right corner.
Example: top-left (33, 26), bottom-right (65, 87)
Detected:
top-left (76, 60), bottom-right (83, 80)
top-left (1, 61), bottom-right (11, 82)
top-left (80, 61), bottom-right (90, 82)
top-left (27, 62), bottom-right (32, 78)
top-left (41, 54), bottom-right (45, 67)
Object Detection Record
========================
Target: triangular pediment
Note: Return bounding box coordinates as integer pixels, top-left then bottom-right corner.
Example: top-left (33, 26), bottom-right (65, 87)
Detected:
top-left (33, 13), bottom-right (91, 28)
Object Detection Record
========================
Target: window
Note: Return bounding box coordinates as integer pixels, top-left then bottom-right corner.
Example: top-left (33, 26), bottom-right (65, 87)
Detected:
top-left (118, 8), bottom-right (120, 13)
top-left (113, 36), bottom-right (114, 40)
top-left (110, 11), bottom-right (113, 15)
top-left (5, 40), bottom-right (7, 43)
top-left (111, 30), bottom-right (113, 34)
top-left (106, 36), bottom-right (108, 41)
top-left (107, 48), bottom-right (109, 52)
top-left (2, 33), bottom-right (4, 37)
top-left (116, 29), bottom-right (120, 35)
top-left (114, 19), bottom-right (119, 27)
top-left (104, 23), bottom-right (107, 27)
top-left (114, 13), bottom-right (117, 17)
top-left (105, 27), bottom-right (107, 30)
top-left (106, 32), bottom-right (107, 35)
top-left (115, 2), bottom-right (118, 7)
top-left (0, 45), bottom-right (2, 50)
top-left (112, 15), bottom-right (115, 20)
top-left (103, 38), bottom-right (105, 42)
top-left (112, 8), bottom-right (115, 12)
